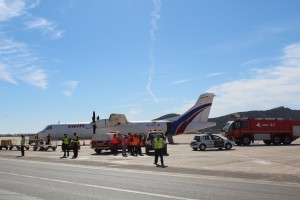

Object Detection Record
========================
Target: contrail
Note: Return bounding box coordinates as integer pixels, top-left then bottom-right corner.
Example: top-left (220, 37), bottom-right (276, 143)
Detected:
top-left (147, 0), bottom-right (161, 103)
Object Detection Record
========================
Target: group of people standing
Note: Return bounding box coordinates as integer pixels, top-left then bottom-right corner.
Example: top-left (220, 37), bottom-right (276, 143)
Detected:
top-left (61, 132), bottom-right (79, 159)
top-left (19, 132), bottom-right (165, 168)
top-left (112, 133), bottom-right (144, 157)
top-left (112, 132), bottom-right (166, 168)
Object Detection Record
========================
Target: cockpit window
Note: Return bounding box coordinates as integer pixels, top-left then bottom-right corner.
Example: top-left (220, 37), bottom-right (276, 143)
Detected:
top-left (46, 126), bottom-right (52, 130)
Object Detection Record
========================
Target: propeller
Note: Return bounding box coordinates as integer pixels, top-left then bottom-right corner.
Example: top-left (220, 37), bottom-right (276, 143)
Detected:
top-left (92, 111), bottom-right (96, 134)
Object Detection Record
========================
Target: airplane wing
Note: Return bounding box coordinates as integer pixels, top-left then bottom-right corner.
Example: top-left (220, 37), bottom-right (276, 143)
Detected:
top-left (108, 114), bottom-right (128, 126)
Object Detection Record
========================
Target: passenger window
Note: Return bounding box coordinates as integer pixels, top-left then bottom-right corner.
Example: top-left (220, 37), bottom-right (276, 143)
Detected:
top-left (204, 136), bottom-right (210, 140)
top-left (211, 135), bottom-right (222, 141)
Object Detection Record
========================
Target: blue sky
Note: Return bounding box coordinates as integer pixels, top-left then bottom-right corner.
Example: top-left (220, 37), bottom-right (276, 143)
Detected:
top-left (1, 0), bottom-right (300, 134)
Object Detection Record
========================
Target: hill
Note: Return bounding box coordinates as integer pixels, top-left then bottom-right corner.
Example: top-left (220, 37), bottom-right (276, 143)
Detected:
top-left (155, 106), bottom-right (300, 133)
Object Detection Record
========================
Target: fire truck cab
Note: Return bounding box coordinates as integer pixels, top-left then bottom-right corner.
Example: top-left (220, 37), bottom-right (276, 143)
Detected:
top-left (224, 118), bottom-right (300, 145)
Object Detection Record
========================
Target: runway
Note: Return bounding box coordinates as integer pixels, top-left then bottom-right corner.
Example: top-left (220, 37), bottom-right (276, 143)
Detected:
top-left (0, 134), bottom-right (300, 199)
top-left (0, 157), bottom-right (299, 200)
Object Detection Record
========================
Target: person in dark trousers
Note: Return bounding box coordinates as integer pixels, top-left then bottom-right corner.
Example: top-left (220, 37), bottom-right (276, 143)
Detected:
top-left (112, 134), bottom-right (119, 155)
top-left (46, 133), bottom-right (51, 145)
top-left (72, 132), bottom-right (79, 158)
top-left (127, 133), bottom-right (133, 156)
top-left (137, 134), bottom-right (144, 156)
top-left (122, 135), bottom-right (128, 157)
top-left (20, 135), bottom-right (25, 156)
top-left (153, 134), bottom-right (165, 168)
top-left (62, 133), bottom-right (70, 157)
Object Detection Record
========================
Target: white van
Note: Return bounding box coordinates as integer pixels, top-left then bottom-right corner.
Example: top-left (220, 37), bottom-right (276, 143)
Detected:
top-left (145, 130), bottom-right (167, 154)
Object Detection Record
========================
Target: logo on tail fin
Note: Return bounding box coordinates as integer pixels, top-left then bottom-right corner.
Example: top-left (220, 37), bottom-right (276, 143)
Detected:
top-left (171, 103), bottom-right (212, 135)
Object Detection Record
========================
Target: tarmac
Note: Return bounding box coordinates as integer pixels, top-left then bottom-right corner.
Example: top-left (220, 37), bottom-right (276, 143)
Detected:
top-left (1, 134), bottom-right (300, 184)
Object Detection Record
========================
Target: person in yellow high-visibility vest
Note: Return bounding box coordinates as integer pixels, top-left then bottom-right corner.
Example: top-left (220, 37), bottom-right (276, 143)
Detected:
top-left (153, 134), bottom-right (165, 168)
top-left (72, 132), bottom-right (79, 158)
top-left (20, 135), bottom-right (25, 156)
top-left (62, 133), bottom-right (70, 157)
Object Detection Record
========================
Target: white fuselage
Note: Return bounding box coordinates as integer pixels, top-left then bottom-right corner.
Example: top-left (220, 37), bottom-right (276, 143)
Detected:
top-left (37, 123), bottom-right (93, 140)
top-left (95, 121), bottom-right (168, 136)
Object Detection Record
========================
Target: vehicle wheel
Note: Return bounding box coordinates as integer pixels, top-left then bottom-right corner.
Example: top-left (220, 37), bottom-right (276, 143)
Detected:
top-left (9, 146), bottom-right (13, 150)
top-left (6, 147), bottom-right (8, 150)
top-left (192, 148), bottom-right (198, 151)
top-left (263, 140), bottom-right (272, 145)
top-left (0, 147), bottom-right (2, 150)
top-left (225, 143), bottom-right (232, 150)
top-left (282, 135), bottom-right (292, 145)
top-left (52, 147), bottom-right (56, 151)
top-left (273, 135), bottom-right (282, 145)
top-left (33, 147), bottom-right (37, 151)
top-left (242, 135), bottom-right (251, 146)
top-left (95, 149), bottom-right (102, 154)
top-left (199, 144), bottom-right (206, 151)
top-left (26, 147), bottom-right (29, 150)
top-left (44, 147), bottom-right (48, 151)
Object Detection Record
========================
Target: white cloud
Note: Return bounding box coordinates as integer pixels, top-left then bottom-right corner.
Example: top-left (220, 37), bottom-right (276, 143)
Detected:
top-left (146, 0), bottom-right (162, 103)
top-left (171, 79), bottom-right (192, 85)
top-left (21, 66), bottom-right (47, 89)
top-left (0, 38), bottom-right (48, 89)
top-left (0, 0), bottom-right (25, 21)
top-left (206, 72), bottom-right (223, 77)
top-left (0, 0), bottom-right (40, 21)
top-left (25, 17), bottom-right (64, 39)
top-left (207, 43), bottom-right (300, 118)
top-left (62, 80), bottom-right (78, 96)
top-left (0, 63), bottom-right (17, 84)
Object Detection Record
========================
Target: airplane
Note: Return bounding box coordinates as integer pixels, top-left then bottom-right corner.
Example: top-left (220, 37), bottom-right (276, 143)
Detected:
top-left (36, 122), bottom-right (94, 141)
top-left (93, 93), bottom-right (216, 143)
top-left (36, 93), bottom-right (215, 143)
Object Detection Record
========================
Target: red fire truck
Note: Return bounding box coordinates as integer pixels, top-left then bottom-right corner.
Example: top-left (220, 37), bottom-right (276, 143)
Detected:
top-left (223, 118), bottom-right (300, 145)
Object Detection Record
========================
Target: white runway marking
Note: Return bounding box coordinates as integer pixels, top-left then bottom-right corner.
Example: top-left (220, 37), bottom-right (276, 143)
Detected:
top-left (0, 171), bottom-right (199, 200)
top-left (1, 157), bottom-right (300, 189)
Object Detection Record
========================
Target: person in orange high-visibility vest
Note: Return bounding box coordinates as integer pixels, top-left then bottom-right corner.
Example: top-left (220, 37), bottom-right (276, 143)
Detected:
top-left (132, 134), bottom-right (139, 156)
top-left (112, 134), bottom-right (119, 156)
top-left (137, 134), bottom-right (144, 156)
